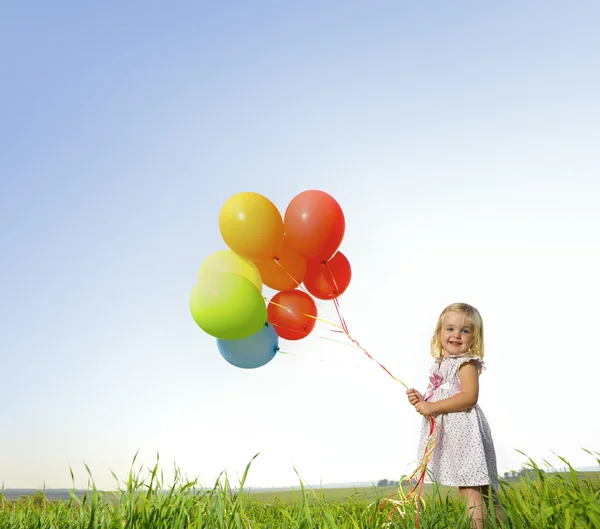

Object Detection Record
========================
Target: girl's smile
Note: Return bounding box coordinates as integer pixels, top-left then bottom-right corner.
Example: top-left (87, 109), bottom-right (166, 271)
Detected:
top-left (441, 311), bottom-right (474, 356)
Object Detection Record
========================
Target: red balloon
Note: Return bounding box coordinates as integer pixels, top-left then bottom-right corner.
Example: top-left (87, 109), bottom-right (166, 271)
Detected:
top-left (267, 290), bottom-right (317, 341)
top-left (304, 251), bottom-right (351, 300)
top-left (284, 190), bottom-right (345, 262)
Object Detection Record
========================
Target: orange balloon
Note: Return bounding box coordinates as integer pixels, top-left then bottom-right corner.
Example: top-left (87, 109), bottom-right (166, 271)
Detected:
top-left (219, 192), bottom-right (284, 261)
top-left (254, 240), bottom-right (307, 291)
top-left (303, 251), bottom-right (352, 300)
top-left (284, 190), bottom-right (345, 262)
top-left (267, 290), bottom-right (317, 341)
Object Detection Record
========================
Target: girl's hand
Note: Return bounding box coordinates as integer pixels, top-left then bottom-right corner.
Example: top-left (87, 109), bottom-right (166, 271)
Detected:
top-left (415, 401), bottom-right (436, 417)
top-left (406, 388), bottom-right (424, 406)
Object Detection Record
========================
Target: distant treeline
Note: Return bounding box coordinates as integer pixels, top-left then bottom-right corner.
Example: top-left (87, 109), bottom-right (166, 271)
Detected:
top-left (377, 467), bottom-right (548, 487)
top-left (0, 489), bottom-right (89, 501)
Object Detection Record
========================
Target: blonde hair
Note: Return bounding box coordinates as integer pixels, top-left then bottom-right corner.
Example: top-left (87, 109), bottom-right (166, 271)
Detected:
top-left (430, 302), bottom-right (484, 359)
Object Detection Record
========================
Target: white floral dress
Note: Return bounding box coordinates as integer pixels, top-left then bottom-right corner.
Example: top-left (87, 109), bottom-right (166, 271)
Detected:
top-left (417, 355), bottom-right (499, 490)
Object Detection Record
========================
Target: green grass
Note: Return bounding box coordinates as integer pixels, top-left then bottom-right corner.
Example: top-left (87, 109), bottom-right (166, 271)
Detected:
top-left (1, 451), bottom-right (599, 528)
top-left (248, 483), bottom-right (441, 504)
top-left (246, 472), bottom-right (599, 505)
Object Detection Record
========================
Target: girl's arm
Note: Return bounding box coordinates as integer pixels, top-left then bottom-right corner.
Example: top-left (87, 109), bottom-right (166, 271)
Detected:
top-left (429, 362), bottom-right (479, 414)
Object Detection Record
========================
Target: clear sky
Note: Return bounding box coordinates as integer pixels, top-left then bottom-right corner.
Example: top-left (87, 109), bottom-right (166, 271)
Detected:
top-left (1, 1), bottom-right (599, 490)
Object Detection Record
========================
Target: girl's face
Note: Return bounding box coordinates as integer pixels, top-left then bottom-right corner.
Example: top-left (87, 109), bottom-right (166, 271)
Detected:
top-left (440, 311), bottom-right (473, 356)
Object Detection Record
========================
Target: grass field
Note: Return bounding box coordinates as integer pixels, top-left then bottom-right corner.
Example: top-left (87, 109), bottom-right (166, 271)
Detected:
top-left (1, 452), bottom-right (598, 528)
top-left (248, 482), bottom-right (444, 504)
top-left (247, 471), bottom-right (600, 505)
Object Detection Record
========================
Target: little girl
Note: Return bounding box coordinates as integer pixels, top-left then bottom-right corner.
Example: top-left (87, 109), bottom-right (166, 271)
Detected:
top-left (406, 303), bottom-right (499, 528)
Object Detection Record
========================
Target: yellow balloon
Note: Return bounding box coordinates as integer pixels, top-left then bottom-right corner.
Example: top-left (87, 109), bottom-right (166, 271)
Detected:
top-left (199, 250), bottom-right (262, 293)
top-left (219, 192), bottom-right (284, 261)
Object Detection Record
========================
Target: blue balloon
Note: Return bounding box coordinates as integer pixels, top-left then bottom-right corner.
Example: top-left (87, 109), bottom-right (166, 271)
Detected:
top-left (216, 322), bottom-right (279, 369)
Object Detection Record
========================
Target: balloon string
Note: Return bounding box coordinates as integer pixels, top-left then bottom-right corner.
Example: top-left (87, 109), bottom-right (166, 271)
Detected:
top-left (329, 299), bottom-right (435, 525)
top-left (331, 296), bottom-right (408, 388)
top-left (264, 298), bottom-right (344, 330)
top-left (270, 320), bottom-right (351, 346)
top-left (267, 292), bottom-right (408, 388)
top-left (270, 320), bottom-right (363, 352)
top-left (322, 261), bottom-right (436, 528)
top-left (323, 260), bottom-right (408, 389)
top-left (269, 320), bottom-right (312, 337)
top-left (272, 259), bottom-right (317, 301)
top-left (317, 335), bottom-right (364, 350)
top-left (268, 259), bottom-right (435, 527)
top-left (373, 416), bottom-right (437, 526)
top-left (276, 348), bottom-right (366, 370)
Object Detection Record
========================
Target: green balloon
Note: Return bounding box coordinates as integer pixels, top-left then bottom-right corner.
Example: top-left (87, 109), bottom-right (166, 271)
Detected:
top-left (190, 272), bottom-right (267, 340)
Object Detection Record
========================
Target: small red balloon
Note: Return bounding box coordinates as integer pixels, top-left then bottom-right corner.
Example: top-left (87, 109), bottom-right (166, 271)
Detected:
top-left (304, 251), bottom-right (351, 300)
top-left (267, 290), bottom-right (317, 341)
top-left (284, 190), bottom-right (345, 262)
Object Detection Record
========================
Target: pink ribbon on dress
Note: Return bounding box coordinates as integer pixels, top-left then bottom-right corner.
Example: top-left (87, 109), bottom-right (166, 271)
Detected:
top-left (423, 372), bottom-right (443, 401)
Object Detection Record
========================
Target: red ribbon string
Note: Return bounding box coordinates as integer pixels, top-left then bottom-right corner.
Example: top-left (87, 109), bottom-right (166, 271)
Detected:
top-left (272, 259), bottom-right (437, 527)
top-left (323, 262), bottom-right (437, 527)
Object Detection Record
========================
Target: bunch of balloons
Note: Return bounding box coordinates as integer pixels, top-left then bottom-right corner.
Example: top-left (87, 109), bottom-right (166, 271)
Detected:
top-left (189, 190), bottom-right (351, 369)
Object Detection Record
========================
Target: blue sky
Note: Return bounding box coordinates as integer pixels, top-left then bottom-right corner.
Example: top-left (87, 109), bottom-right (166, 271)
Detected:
top-left (1, 1), bottom-right (599, 489)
